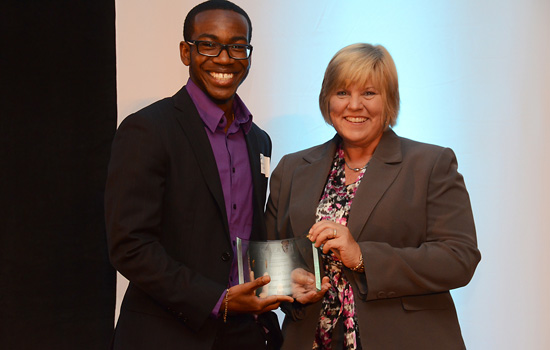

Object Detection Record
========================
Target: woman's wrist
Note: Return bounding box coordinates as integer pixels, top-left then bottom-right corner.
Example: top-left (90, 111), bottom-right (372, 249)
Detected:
top-left (350, 254), bottom-right (365, 273)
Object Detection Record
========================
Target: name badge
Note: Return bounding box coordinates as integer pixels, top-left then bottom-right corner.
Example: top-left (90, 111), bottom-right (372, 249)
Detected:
top-left (260, 153), bottom-right (270, 178)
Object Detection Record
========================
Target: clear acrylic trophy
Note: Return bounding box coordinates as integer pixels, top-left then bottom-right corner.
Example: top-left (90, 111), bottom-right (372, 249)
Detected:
top-left (236, 236), bottom-right (322, 297)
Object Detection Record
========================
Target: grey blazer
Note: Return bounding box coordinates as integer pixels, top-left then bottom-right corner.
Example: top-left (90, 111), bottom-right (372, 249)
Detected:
top-left (265, 129), bottom-right (481, 350)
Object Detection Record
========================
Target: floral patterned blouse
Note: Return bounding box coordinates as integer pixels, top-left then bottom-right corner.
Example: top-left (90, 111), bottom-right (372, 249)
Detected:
top-left (312, 145), bottom-right (366, 350)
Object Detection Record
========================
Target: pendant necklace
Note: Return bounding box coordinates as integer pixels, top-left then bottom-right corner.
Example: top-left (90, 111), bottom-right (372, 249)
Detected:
top-left (345, 159), bottom-right (370, 172)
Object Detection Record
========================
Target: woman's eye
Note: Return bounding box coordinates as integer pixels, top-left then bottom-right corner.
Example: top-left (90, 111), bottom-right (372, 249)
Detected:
top-left (363, 91), bottom-right (377, 98)
top-left (336, 91), bottom-right (347, 96)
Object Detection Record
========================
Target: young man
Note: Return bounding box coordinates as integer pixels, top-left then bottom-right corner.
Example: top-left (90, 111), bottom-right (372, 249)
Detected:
top-left (105, 2), bottom-right (292, 349)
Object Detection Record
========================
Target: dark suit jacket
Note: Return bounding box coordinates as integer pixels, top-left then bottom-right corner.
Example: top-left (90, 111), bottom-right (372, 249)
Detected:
top-left (105, 87), bottom-right (272, 350)
top-left (265, 130), bottom-right (481, 350)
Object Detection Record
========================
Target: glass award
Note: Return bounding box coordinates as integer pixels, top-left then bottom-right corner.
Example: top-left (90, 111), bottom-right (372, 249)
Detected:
top-left (236, 236), bottom-right (322, 297)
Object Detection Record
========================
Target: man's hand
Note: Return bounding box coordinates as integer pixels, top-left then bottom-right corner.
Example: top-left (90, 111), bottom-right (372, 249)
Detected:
top-left (226, 275), bottom-right (294, 314)
top-left (291, 268), bottom-right (331, 305)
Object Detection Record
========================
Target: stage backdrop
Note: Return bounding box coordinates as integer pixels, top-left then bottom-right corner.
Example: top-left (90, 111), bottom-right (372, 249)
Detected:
top-left (115, 1), bottom-right (550, 349)
top-left (1, 1), bottom-right (117, 349)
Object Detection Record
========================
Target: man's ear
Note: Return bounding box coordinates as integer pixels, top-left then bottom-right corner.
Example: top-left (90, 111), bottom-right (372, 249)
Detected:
top-left (180, 41), bottom-right (191, 66)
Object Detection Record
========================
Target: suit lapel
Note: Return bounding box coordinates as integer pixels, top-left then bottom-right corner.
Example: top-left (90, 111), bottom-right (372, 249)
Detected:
top-left (244, 127), bottom-right (265, 241)
top-left (348, 129), bottom-right (403, 240)
top-left (171, 87), bottom-right (229, 233)
top-left (289, 137), bottom-right (340, 237)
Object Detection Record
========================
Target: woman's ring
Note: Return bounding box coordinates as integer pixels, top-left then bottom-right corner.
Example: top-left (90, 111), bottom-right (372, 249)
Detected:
top-left (333, 229), bottom-right (337, 238)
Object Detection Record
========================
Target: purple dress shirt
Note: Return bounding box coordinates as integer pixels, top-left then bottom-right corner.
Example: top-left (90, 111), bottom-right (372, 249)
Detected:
top-left (186, 79), bottom-right (254, 316)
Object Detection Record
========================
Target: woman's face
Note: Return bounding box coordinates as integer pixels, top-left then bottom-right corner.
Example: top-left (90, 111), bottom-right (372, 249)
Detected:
top-left (329, 82), bottom-right (385, 150)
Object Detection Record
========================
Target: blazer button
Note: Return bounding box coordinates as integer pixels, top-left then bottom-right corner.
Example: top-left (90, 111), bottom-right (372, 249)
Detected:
top-left (377, 291), bottom-right (387, 299)
top-left (221, 251), bottom-right (232, 261)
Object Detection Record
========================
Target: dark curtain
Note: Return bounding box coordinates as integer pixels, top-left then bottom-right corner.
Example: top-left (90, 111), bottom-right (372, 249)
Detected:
top-left (1, 1), bottom-right (117, 349)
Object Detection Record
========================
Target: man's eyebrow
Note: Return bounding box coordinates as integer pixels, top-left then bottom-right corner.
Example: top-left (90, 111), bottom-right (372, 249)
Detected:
top-left (195, 33), bottom-right (249, 43)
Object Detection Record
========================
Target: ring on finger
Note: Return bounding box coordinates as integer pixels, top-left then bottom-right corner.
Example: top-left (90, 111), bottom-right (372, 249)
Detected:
top-left (332, 229), bottom-right (337, 238)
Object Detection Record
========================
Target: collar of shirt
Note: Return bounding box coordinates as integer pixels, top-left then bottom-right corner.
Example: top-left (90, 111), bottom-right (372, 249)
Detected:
top-left (185, 78), bottom-right (253, 135)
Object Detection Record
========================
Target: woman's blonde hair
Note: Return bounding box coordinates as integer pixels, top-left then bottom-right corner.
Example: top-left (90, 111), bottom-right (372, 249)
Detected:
top-left (319, 43), bottom-right (400, 129)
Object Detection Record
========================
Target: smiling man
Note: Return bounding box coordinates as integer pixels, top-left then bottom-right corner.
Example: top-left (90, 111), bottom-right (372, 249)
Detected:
top-left (105, 1), bottom-right (292, 350)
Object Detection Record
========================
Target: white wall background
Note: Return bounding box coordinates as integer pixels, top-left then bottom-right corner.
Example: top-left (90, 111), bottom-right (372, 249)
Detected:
top-left (115, 1), bottom-right (550, 348)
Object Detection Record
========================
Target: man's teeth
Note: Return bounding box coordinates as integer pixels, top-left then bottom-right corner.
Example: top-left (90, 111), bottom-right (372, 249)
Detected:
top-left (345, 117), bottom-right (367, 122)
top-left (210, 72), bottom-right (234, 80)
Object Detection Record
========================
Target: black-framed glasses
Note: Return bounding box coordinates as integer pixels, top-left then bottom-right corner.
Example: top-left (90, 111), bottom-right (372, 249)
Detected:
top-left (187, 40), bottom-right (253, 60)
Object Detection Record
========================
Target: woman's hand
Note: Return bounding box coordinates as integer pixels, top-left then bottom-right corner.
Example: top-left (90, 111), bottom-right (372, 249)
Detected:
top-left (308, 221), bottom-right (362, 270)
top-left (290, 268), bottom-right (331, 304)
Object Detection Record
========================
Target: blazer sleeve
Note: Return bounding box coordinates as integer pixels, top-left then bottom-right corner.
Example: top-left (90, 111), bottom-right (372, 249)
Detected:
top-left (356, 147), bottom-right (481, 300)
top-left (265, 156), bottom-right (282, 240)
top-left (105, 112), bottom-right (225, 331)
top-left (265, 154), bottom-right (296, 241)
top-left (265, 155), bottom-right (309, 320)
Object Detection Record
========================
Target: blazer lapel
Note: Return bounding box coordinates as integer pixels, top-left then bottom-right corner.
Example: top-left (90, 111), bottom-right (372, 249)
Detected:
top-left (244, 127), bottom-right (265, 241)
top-left (171, 87), bottom-right (229, 233)
top-left (348, 129), bottom-right (403, 240)
top-left (289, 136), bottom-right (340, 237)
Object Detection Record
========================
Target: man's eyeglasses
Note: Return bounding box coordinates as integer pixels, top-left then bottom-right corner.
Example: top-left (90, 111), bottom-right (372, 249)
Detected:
top-left (186, 40), bottom-right (253, 60)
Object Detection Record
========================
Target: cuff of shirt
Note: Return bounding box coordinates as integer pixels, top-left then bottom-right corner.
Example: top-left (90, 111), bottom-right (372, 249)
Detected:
top-left (211, 289), bottom-right (227, 318)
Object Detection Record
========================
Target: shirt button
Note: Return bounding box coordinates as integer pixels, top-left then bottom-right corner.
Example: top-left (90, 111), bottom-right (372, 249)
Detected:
top-left (233, 204), bottom-right (237, 210)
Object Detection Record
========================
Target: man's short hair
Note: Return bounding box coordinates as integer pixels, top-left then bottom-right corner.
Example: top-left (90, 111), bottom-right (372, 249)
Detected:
top-left (184, 0), bottom-right (252, 42)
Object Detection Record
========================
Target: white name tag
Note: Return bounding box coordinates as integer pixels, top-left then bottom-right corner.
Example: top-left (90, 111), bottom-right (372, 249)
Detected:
top-left (260, 153), bottom-right (270, 178)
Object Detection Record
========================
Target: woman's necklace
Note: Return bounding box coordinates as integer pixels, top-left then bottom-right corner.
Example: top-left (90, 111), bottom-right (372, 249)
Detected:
top-left (344, 159), bottom-right (370, 172)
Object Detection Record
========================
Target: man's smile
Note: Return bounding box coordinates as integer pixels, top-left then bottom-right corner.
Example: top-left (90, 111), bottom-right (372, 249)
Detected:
top-left (209, 71), bottom-right (236, 84)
